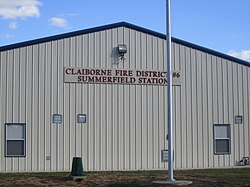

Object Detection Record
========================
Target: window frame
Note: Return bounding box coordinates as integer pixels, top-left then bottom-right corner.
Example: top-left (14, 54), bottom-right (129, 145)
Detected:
top-left (5, 123), bottom-right (26, 157)
top-left (213, 124), bottom-right (231, 155)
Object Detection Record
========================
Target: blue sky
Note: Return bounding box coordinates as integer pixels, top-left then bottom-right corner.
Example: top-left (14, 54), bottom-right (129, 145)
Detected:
top-left (0, 0), bottom-right (249, 61)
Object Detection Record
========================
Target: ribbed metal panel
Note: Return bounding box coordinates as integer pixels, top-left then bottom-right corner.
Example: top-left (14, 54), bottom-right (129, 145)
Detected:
top-left (172, 42), bottom-right (250, 169)
top-left (0, 26), bottom-right (250, 172)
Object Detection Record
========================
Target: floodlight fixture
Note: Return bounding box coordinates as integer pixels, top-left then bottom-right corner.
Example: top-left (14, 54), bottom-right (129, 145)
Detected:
top-left (118, 44), bottom-right (127, 57)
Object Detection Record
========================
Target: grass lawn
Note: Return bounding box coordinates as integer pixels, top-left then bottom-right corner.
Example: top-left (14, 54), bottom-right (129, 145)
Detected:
top-left (0, 168), bottom-right (249, 186)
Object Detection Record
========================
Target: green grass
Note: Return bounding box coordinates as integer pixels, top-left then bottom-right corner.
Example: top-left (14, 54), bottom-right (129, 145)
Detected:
top-left (175, 168), bottom-right (250, 185)
top-left (0, 168), bottom-right (249, 186)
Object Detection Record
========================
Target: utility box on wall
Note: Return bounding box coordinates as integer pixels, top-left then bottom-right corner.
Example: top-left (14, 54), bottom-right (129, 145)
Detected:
top-left (77, 114), bottom-right (87, 123)
top-left (52, 114), bottom-right (62, 124)
top-left (161, 150), bottom-right (168, 162)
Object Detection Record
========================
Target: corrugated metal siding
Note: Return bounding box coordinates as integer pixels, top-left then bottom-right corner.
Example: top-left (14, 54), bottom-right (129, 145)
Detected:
top-left (172, 42), bottom-right (250, 169)
top-left (0, 26), bottom-right (250, 172)
top-left (0, 27), bottom-right (168, 171)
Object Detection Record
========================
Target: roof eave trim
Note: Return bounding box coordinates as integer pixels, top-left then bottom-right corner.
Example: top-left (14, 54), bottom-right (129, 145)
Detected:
top-left (0, 21), bottom-right (249, 67)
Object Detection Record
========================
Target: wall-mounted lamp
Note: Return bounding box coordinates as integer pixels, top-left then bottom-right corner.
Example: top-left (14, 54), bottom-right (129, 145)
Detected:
top-left (118, 44), bottom-right (127, 60)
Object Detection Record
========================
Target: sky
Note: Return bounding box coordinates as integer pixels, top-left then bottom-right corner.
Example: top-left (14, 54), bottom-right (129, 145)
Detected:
top-left (0, 0), bottom-right (249, 62)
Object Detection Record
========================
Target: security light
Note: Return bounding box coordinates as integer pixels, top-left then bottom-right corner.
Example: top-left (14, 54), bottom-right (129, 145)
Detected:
top-left (118, 44), bottom-right (127, 56)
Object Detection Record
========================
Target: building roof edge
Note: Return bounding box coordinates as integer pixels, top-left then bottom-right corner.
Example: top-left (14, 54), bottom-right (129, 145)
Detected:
top-left (1, 21), bottom-right (249, 67)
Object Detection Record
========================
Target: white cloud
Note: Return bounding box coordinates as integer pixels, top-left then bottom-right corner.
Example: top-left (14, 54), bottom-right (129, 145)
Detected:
top-left (49, 17), bottom-right (68, 28)
top-left (9, 22), bottom-right (17, 29)
top-left (0, 0), bottom-right (42, 19)
top-left (228, 50), bottom-right (250, 61)
top-left (0, 33), bottom-right (14, 39)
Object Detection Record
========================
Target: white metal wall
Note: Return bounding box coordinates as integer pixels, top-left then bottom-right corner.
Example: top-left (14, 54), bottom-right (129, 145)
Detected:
top-left (172, 42), bottom-right (250, 169)
top-left (0, 26), bottom-right (250, 172)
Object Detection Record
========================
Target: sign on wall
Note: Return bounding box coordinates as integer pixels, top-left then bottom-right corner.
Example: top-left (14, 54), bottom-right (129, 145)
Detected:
top-left (64, 67), bottom-right (181, 86)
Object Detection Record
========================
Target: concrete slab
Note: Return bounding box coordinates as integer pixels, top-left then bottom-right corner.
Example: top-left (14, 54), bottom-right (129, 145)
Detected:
top-left (69, 175), bottom-right (86, 181)
top-left (153, 180), bottom-right (193, 186)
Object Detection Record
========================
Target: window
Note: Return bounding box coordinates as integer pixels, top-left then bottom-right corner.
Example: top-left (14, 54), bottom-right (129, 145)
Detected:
top-left (213, 124), bottom-right (231, 155)
top-left (5, 123), bottom-right (26, 157)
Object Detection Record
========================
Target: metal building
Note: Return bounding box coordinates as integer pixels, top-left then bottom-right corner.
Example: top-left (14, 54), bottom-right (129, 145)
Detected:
top-left (0, 22), bottom-right (250, 172)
